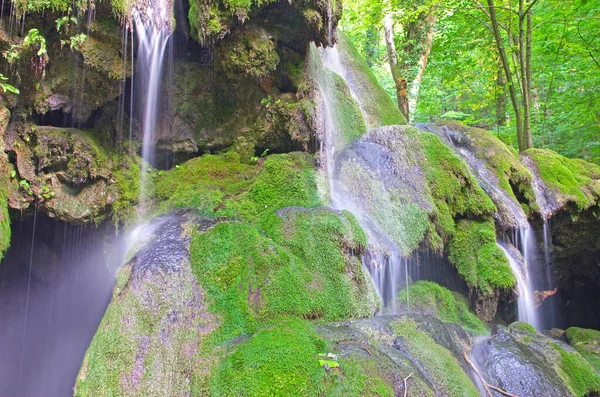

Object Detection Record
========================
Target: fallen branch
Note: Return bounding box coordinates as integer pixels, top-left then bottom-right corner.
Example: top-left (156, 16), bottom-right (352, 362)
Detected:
top-left (462, 352), bottom-right (518, 397)
top-left (361, 347), bottom-right (372, 356)
top-left (403, 372), bottom-right (413, 397)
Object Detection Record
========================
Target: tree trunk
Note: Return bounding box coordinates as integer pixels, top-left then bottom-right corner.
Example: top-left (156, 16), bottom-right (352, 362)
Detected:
top-left (486, 0), bottom-right (525, 151)
top-left (408, 12), bottom-right (437, 122)
top-left (518, 0), bottom-right (532, 151)
top-left (524, 10), bottom-right (533, 149)
top-left (496, 66), bottom-right (506, 126)
top-left (384, 13), bottom-right (409, 121)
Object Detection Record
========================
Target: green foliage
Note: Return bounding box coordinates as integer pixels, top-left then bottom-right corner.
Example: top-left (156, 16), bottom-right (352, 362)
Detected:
top-left (525, 148), bottom-right (600, 211)
top-left (398, 281), bottom-right (488, 334)
top-left (391, 317), bottom-right (480, 397)
top-left (5, 28), bottom-right (47, 64)
top-left (0, 74), bottom-right (20, 95)
top-left (552, 343), bottom-right (600, 397)
top-left (566, 327), bottom-right (600, 372)
top-left (448, 218), bottom-right (515, 295)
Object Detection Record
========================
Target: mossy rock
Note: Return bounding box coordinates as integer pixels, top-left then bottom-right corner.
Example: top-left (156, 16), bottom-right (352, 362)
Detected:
top-left (397, 281), bottom-right (488, 334)
top-left (524, 148), bottom-right (600, 213)
top-left (448, 218), bottom-right (515, 297)
top-left (336, 31), bottom-right (406, 128)
top-left (477, 324), bottom-right (600, 397)
top-left (0, 106), bottom-right (11, 260)
top-left (566, 327), bottom-right (600, 373)
top-left (4, 123), bottom-right (139, 225)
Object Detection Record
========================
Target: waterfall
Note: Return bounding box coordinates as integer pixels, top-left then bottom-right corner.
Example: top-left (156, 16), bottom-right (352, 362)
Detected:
top-left (308, 43), bottom-right (409, 311)
top-left (499, 242), bottom-right (539, 328)
top-left (133, 6), bottom-right (172, 211)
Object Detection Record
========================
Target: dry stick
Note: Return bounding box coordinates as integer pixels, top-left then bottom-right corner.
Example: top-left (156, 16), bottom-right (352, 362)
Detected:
top-left (462, 352), bottom-right (519, 397)
top-left (361, 347), bottom-right (372, 356)
top-left (403, 372), bottom-right (413, 397)
top-left (462, 352), bottom-right (493, 397)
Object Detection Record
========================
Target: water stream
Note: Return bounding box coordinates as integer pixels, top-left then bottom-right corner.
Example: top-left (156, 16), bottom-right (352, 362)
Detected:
top-left (309, 43), bottom-right (409, 311)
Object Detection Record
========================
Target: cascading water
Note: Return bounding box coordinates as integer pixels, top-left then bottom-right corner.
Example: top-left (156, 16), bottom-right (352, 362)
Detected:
top-left (308, 43), bottom-right (409, 311)
top-left (133, 4), bottom-right (172, 210)
top-left (498, 243), bottom-right (539, 328)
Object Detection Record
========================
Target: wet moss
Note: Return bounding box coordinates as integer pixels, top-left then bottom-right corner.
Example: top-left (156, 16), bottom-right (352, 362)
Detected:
top-left (189, 208), bottom-right (377, 345)
top-left (437, 121), bottom-right (537, 214)
top-left (398, 281), bottom-right (488, 334)
top-left (552, 342), bottom-right (600, 397)
top-left (0, 107), bottom-right (11, 259)
top-left (525, 148), bottom-right (600, 211)
top-left (448, 218), bottom-right (515, 295)
top-left (509, 321), bottom-right (536, 334)
top-left (566, 327), bottom-right (600, 372)
top-left (418, 131), bottom-right (496, 251)
top-left (336, 32), bottom-right (406, 128)
top-left (391, 317), bottom-right (479, 397)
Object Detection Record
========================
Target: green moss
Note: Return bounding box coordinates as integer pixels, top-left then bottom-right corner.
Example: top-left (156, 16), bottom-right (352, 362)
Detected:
top-left (552, 343), bottom-right (600, 397)
top-left (154, 152), bottom-right (257, 217)
top-left (398, 281), bottom-right (488, 334)
top-left (391, 318), bottom-right (479, 397)
top-left (418, 131), bottom-right (496, 251)
top-left (78, 36), bottom-right (130, 80)
top-left (566, 327), bottom-right (600, 372)
top-left (216, 27), bottom-right (279, 81)
top-left (189, 208), bottom-right (376, 344)
top-left (437, 121), bottom-right (537, 213)
top-left (448, 218), bottom-right (515, 295)
top-left (337, 32), bottom-right (406, 128)
top-left (525, 148), bottom-right (600, 211)
top-left (209, 318), bottom-right (324, 396)
top-left (509, 321), bottom-right (537, 334)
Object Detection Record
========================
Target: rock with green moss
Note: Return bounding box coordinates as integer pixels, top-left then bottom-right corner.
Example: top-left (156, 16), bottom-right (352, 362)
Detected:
top-left (4, 123), bottom-right (139, 224)
top-left (475, 324), bottom-right (600, 396)
top-left (318, 314), bottom-right (480, 396)
top-left (75, 212), bottom-right (218, 397)
top-left (335, 32), bottom-right (406, 128)
top-left (566, 327), bottom-right (600, 372)
top-left (0, 106), bottom-right (11, 260)
top-left (397, 281), bottom-right (488, 334)
top-left (523, 148), bottom-right (600, 216)
top-left (418, 121), bottom-right (536, 229)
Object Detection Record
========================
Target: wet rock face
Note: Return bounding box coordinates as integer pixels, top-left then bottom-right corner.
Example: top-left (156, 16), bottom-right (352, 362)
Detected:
top-left (474, 324), bottom-right (600, 397)
top-left (3, 122), bottom-right (139, 223)
top-left (75, 212), bottom-right (218, 396)
top-left (317, 314), bottom-right (479, 397)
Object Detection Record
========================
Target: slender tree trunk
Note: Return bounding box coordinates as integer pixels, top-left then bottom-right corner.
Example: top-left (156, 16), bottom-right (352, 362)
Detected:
top-left (496, 66), bottom-right (506, 126)
top-left (384, 13), bottom-right (409, 121)
top-left (524, 10), bottom-right (533, 148)
top-left (518, 0), bottom-right (532, 150)
top-left (486, 0), bottom-right (525, 151)
top-left (409, 12), bottom-right (437, 121)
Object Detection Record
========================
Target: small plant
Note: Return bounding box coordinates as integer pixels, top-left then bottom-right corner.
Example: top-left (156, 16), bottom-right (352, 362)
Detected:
top-left (0, 74), bottom-right (19, 95)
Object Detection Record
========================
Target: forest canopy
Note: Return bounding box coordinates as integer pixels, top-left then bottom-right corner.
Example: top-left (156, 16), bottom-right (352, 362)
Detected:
top-left (341, 0), bottom-right (600, 162)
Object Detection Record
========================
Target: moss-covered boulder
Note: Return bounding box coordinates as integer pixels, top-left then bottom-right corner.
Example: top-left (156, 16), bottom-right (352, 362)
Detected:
top-left (417, 121), bottom-right (537, 229)
top-left (475, 323), bottom-right (600, 396)
top-left (566, 327), bottom-right (600, 373)
top-left (318, 314), bottom-right (481, 396)
top-left (397, 280), bottom-right (488, 334)
top-left (4, 123), bottom-right (139, 224)
top-left (523, 148), bottom-right (600, 216)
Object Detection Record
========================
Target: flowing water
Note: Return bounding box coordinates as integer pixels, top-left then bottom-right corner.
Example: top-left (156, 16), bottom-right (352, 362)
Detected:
top-left (308, 43), bottom-right (409, 311)
top-left (498, 243), bottom-right (540, 328)
top-left (133, 7), bottom-right (172, 210)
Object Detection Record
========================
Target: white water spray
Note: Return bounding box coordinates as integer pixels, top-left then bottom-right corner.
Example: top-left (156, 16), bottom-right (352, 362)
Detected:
top-left (499, 243), bottom-right (539, 328)
top-left (133, 6), bottom-right (172, 210)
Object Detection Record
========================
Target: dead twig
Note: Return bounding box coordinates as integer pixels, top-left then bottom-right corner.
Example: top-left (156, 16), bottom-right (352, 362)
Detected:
top-left (403, 372), bottom-right (413, 397)
top-left (361, 347), bottom-right (372, 356)
top-left (462, 352), bottom-right (519, 397)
